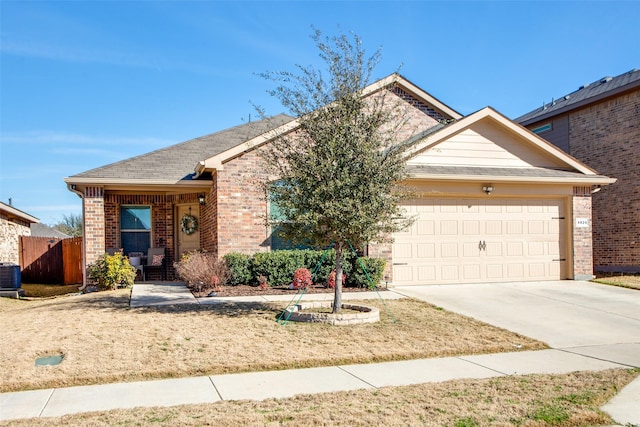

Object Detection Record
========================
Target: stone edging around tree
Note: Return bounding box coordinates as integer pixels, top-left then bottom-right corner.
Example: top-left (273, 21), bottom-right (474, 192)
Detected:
top-left (283, 301), bottom-right (380, 325)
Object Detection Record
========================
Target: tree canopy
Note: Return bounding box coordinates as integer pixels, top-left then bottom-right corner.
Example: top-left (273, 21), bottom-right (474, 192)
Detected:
top-left (52, 213), bottom-right (83, 237)
top-left (258, 29), bottom-right (415, 312)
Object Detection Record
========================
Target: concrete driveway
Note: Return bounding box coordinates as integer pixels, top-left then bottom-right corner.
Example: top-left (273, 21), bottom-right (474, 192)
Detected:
top-left (393, 280), bottom-right (640, 368)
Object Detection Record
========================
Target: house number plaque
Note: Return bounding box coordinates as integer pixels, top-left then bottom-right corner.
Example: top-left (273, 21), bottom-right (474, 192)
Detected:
top-left (576, 218), bottom-right (589, 228)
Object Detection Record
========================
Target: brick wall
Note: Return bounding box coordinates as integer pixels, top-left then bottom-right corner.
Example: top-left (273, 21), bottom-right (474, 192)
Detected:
top-left (84, 187), bottom-right (105, 267)
top-left (572, 187), bottom-right (594, 280)
top-left (569, 89), bottom-right (640, 272)
top-left (200, 179), bottom-right (217, 255)
top-left (103, 192), bottom-right (201, 280)
top-left (216, 149), bottom-right (271, 258)
top-left (0, 213), bottom-right (31, 264)
top-left (367, 240), bottom-right (393, 282)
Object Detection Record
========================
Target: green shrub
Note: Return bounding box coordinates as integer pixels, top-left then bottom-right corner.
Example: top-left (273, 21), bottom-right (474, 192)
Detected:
top-left (304, 249), bottom-right (353, 285)
top-left (223, 252), bottom-right (252, 286)
top-left (347, 256), bottom-right (386, 288)
top-left (251, 250), bottom-right (307, 286)
top-left (87, 252), bottom-right (136, 290)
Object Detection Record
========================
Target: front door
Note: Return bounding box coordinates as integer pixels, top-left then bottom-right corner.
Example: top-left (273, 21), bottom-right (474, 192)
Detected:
top-left (176, 204), bottom-right (201, 259)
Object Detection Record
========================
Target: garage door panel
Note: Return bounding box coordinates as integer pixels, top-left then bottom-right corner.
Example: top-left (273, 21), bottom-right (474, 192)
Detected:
top-left (485, 242), bottom-right (502, 256)
top-left (507, 221), bottom-right (523, 234)
top-left (548, 242), bottom-right (560, 256)
top-left (528, 241), bottom-right (545, 256)
top-left (394, 242), bottom-right (413, 259)
top-left (440, 242), bottom-right (458, 257)
top-left (417, 220), bottom-right (435, 235)
top-left (418, 266), bottom-right (436, 281)
top-left (485, 220), bottom-right (502, 234)
top-left (529, 263), bottom-right (546, 277)
top-left (528, 221), bottom-right (544, 234)
top-left (417, 243), bottom-right (435, 258)
top-left (440, 220), bottom-right (458, 234)
top-left (394, 265), bottom-right (413, 282)
top-left (392, 197), bottom-right (566, 285)
top-left (506, 242), bottom-right (524, 256)
top-left (463, 220), bottom-right (480, 234)
top-left (507, 263), bottom-right (524, 278)
top-left (463, 242), bottom-right (480, 257)
top-left (486, 264), bottom-right (504, 279)
top-left (441, 265), bottom-right (459, 280)
top-left (463, 264), bottom-right (481, 280)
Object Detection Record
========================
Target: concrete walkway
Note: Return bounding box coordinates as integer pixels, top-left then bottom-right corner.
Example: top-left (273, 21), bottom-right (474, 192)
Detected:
top-left (1, 281), bottom-right (638, 424)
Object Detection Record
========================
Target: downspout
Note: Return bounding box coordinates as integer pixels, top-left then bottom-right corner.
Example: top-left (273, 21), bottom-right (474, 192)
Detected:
top-left (67, 183), bottom-right (87, 291)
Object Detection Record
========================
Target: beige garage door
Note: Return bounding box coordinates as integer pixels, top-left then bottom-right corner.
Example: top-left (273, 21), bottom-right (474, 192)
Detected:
top-left (392, 198), bottom-right (566, 285)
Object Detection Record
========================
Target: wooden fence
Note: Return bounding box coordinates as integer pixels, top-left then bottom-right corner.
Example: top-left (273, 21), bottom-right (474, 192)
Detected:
top-left (19, 236), bottom-right (83, 285)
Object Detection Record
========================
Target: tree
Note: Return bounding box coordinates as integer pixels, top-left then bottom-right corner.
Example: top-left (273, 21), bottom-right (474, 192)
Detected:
top-left (52, 213), bottom-right (83, 237)
top-left (258, 29), bottom-right (415, 313)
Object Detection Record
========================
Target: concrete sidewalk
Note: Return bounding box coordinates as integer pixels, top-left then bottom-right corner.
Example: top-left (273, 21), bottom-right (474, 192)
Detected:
top-left (2, 281), bottom-right (638, 424)
top-left (0, 349), bottom-right (630, 421)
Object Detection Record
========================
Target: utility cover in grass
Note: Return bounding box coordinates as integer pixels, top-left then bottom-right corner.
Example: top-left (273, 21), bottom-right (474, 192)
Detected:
top-left (35, 354), bottom-right (64, 366)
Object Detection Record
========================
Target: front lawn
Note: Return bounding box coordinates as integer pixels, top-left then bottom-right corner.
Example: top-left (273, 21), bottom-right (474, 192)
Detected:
top-left (5, 369), bottom-right (638, 426)
top-left (592, 274), bottom-right (640, 290)
top-left (0, 289), bottom-right (545, 392)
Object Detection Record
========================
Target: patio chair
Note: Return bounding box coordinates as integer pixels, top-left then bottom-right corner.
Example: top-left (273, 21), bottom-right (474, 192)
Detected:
top-left (142, 247), bottom-right (166, 281)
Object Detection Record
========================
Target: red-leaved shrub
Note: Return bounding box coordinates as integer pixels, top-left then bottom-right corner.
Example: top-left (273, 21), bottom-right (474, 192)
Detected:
top-left (292, 268), bottom-right (312, 289)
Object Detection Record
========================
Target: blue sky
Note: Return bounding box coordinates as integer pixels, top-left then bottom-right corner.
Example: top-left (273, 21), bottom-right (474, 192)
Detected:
top-left (1, 0), bottom-right (638, 225)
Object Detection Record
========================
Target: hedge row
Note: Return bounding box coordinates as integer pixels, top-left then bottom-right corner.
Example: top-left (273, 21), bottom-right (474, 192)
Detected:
top-left (223, 249), bottom-right (386, 289)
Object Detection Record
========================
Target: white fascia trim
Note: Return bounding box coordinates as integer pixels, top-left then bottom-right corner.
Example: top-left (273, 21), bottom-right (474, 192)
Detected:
top-left (407, 174), bottom-right (617, 185)
top-left (203, 118), bottom-right (301, 170)
top-left (0, 203), bottom-right (39, 223)
top-left (64, 177), bottom-right (211, 187)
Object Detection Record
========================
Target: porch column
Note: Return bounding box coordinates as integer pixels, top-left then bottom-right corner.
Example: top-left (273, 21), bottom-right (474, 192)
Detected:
top-left (572, 186), bottom-right (594, 280)
top-left (84, 186), bottom-right (105, 266)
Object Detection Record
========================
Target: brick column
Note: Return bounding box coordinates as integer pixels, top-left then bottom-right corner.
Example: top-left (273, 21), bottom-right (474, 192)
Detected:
top-left (84, 186), bottom-right (105, 266)
top-left (572, 187), bottom-right (594, 280)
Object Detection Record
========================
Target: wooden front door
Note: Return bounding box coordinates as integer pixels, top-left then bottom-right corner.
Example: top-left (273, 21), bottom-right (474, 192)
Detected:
top-left (176, 204), bottom-right (201, 259)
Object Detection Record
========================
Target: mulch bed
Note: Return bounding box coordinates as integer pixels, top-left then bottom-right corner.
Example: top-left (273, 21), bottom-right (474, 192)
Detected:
top-left (189, 284), bottom-right (385, 298)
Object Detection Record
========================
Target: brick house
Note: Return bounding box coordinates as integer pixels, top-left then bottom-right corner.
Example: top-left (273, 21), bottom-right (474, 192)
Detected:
top-left (0, 201), bottom-right (38, 264)
top-left (517, 69), bottom-right (639, 274)
top-left (66, 74), bottom-right (614, 285)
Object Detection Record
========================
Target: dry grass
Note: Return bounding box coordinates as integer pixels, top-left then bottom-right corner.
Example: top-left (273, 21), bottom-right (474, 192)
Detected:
top-left (20, 283), bottom-right (81, 298)
top-left (3, 369), bottom-right (637, 426)
top-left (592, 274), bottom-right (640, 290)
top-left (0, 290), bottom-right (545, 393)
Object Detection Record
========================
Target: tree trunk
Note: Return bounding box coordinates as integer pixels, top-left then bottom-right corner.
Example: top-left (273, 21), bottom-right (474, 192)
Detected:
top-left (333, 241), bottom-right (344, 314)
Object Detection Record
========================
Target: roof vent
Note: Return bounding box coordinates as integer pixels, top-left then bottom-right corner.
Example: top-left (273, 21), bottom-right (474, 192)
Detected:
top-left (564, 95), bottom-right (570, 100)
top-left (600, 76), bottom-right (613, 84)
top-left (579, 83), bottom-right (590, 90)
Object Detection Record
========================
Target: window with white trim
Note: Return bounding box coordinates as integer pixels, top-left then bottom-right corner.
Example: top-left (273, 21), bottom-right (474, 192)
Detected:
top-left (120, 205), bottom-right (151, 255)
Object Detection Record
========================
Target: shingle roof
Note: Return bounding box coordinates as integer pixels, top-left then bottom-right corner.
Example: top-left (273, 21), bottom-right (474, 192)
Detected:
top-left (516, 68), bottom-right (640, 124)
top-left (69, 114), bottom-right (295, 182)
top-left (30, 223), bottom-right (71, 238)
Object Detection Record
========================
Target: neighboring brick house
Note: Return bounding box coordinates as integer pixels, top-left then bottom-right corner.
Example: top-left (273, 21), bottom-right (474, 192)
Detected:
top-left (517, 69), bottom-right (640, 274)
top-left (0, 201), bottom-right (38, 264)
top-left (66, 74), bottom-right (614, 285)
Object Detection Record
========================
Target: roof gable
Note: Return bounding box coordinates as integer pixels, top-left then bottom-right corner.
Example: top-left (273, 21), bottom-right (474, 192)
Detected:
top-left (405, 107), bottom-right (614, 184)
top-left (199, 74), bottom-right (462, 171)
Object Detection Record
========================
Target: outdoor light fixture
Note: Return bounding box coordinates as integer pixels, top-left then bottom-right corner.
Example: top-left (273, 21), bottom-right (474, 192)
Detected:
top-left (482, 185), bottom-right (495, 195)
top-left (198, 194), bottom-right (206, 205)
